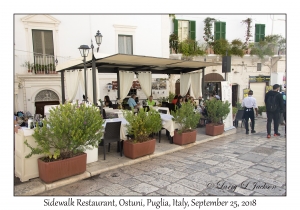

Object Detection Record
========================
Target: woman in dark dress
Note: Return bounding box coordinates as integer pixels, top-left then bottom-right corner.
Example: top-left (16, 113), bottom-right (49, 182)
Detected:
top-left (104, 95), bottom-right (113, 108)
top-left (176, 96), bottom-right (183, 109)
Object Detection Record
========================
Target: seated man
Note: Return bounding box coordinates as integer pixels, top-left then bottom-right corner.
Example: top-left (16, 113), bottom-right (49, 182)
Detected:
top-left (127, 94), bottom-right (139, 109)
top-left (147, 95), bottom-right (156, 106)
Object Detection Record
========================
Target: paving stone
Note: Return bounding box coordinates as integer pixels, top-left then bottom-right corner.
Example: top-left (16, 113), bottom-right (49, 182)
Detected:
top-left (99, 184), bottom-right (131, 195)
top-left (120, 166), bottom-right (146, 176)
top-left (131, 183), bottom-right (159, 195)
top-left (166, 183), bottom-right (199, 195)
top-left (238, 153), bottom-right (266, 163)
top-left (204, 187), bottom-right (236, 196)
top-left (234, 187), bottom-right (253, 195)
top-left (118, 178), bottom-right (141, 188)
top-left (165, 171), bottom-right (189, 179)
top-left (251, 165), bottom-right (276, 173)
top-left (99, 171), bottom-right (131, 184)
top-left (225, 174), bottom-right (249, 186)
top-left (177, 179), bottom-right (207, 192)
top-left (123, 191), bottom-right (144, 196)
top-left (152, 167), bottom-right (174, 174)
top-left (134, 174), bottom-right (156, 182)
top-left (199, 159), bottom-right (219, 165)
top-left (243, 168), bottom-right (263, 175)
top-left (149, 179), bottom-right (170, 188)
top-left (38, 188), bottom-right (72, 196)
top-left (61, 179), bottom-right (110, 195)
top-left (185, 172), bottom-right (222, 185)
top-left (154, 188), bottom-right (178, 196)
top-left (186, 162), bottom-right (212, 171)
top-left (250, 146), bottom-right (276, 155)
top-left (85, 190), bottom-right (105, 196)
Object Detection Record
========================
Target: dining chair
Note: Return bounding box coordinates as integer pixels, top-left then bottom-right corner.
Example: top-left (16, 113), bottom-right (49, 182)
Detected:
top-left (143, 106), bottom-right (150, 112)
top-left (101, 121), bottom-right (122, 160)
top-left (234, 109), bottom-right (245, 128)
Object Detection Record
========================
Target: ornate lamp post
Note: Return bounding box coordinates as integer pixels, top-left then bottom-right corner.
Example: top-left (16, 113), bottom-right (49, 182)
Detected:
top-left (78, 30), bottom-right (103, 105)
top-left (78, 45), bottom-right (90, 102)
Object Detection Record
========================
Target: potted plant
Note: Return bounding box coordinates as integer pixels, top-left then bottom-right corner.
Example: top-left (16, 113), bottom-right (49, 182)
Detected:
top-left (21, 61), bottom-right (33, 73)
top-left (123, 108), bottom-right (162, 159)
top-left (203, 17), bottom-right (216, 54)
top-left (171, 102), bottom-right (201, 145)
top-left (258, 106), bottom-right (267, 118)
top-left (232, 106), bottom-right (238, 121)
top-left (205, 98), bottom-right (231, 136)
top-left (24, 102), bottom-right (104, 183)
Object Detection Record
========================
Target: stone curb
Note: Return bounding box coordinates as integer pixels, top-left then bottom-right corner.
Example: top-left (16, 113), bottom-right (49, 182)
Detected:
top-left (15, 128), bottom-right (237, 196)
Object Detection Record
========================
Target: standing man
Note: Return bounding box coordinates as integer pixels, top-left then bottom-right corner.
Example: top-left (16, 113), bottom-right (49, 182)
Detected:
top-left (265, 84), bottom-right (284, 138)
top-left (242, 90), bottom-right (258, 134)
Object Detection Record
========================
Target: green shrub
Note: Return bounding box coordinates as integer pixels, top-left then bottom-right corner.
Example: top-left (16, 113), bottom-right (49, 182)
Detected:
top-left (123, 108), bottom-right (162, 143)
top-left (205, 99), bottom-right (231, 125)
top-left (24, 102), bottom-right (104, 161)
top-left (232, 106), bottom-right (238, 115)
top-left (171, 102), bottom-right (201, 134)
top-left (258, 106), bottom-right (266, 115)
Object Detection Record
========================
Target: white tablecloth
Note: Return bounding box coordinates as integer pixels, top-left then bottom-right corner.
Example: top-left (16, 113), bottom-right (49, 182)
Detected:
top-left (105, 109), bottom-right (124, 118)
top-left (159, 113), bottom-right (179, 137)
top-left (152, 107), bottom-right (170, 115)
top-left (103, 118), bottom-right (128, 140)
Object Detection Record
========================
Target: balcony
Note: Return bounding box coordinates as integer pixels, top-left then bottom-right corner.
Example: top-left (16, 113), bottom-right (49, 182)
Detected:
top-left (15, 52), bottom-right (72, 75)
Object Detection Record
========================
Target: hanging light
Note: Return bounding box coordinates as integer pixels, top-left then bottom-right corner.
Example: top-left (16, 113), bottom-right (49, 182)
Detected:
top-left (95, 30), bottom-right (103, 52)
top-left (78, 45), bottom-right (90, 57)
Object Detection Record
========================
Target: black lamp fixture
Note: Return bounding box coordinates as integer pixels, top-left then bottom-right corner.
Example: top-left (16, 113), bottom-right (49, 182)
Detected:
top-left (95, 30), bottom-right (103, 52)
top-left (78, 30), bottom-right (103, 105)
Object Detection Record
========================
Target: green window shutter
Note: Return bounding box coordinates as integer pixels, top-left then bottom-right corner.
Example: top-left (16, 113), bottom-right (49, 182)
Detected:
top-left (214, 22), bottom-right (221, 40)
top-left (173, 19), bottom-right (178, 36)
top-left (189, 20), bottom-right (196, 40)
top-left (221, 22), bottom-right (226, 39)
top-left (260, 24), bottom-right (265, 41)
top-left (255, 24), bottom-right (265, 42)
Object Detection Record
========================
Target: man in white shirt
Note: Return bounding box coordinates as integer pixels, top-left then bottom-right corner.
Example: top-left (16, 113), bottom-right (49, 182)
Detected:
top-left (242, 90), bottom-right (258, 134)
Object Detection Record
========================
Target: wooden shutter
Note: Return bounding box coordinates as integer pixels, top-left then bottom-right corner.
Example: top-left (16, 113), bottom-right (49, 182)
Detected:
top-left (189, 20), bottom-right (196, 40)
top-left (214, 21), bottom-right (221, 40)
top-left (221, 22), bottom-right (226, 39)
top-left (255, 24), bottom-right (265, 42)
top-left (173, 19), bottom-right (178, 36)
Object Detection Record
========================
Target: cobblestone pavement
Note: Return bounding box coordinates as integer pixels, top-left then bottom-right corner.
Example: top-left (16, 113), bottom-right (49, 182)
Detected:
top-left (38, 123), bottom-right (286, 196)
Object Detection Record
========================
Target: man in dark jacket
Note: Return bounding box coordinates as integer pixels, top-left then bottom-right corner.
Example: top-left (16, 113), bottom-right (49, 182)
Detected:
top-left (265, 84), bottom-right (284, 138)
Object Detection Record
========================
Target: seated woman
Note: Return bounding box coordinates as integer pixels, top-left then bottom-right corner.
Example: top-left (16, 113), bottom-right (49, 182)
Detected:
top-left (176, 96), bottom-right (183, 109)
top-left (104, 95), bottom-right (113, 108)
top-left (147, 95), bottom-right (156, 106)
top-left (189, 96), bottom-right (197, 107)
top-left (171, 95), bottom-right (178, 104)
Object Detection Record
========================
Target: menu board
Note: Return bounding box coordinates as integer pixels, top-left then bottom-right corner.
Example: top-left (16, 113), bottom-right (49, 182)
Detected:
top-left (221, 81), bottom-right (234, 131)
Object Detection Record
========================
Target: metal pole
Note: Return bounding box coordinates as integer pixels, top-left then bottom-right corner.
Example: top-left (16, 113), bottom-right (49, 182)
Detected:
top-left (60, 70), bottom-right (65, 104)
top-left (117, 68), bottom-right (120, 100)
top-left (83, 56), bottom-right (87, 102)
top-left (202, 68), bottom-right (205, 97)
top-left (92, 50), bottom-right (97, 105)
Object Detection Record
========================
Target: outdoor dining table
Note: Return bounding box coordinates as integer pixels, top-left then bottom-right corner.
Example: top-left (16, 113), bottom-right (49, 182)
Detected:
top-left (159, 113), bottom-right (179, 137)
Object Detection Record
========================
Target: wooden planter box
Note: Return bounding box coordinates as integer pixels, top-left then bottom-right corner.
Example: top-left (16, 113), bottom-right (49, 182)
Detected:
top-left (173, 129), bottom-right (197, 145)
top-left (123, 139), bottom-right (156, 159)
top-left (38, 153), bottom-right (87, 183)
top-left (205, 123), bottom-right (224, 136)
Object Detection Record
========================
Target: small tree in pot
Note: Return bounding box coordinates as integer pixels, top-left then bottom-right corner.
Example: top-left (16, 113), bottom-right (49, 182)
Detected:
top-left (24, 102), bottom-right (104, 183)
top-left (205, 98), bottom-right (231, 136)
top-left (123, 108), bottom-right (162, 159)
top-left (171, 102), bottom-right (201, 145)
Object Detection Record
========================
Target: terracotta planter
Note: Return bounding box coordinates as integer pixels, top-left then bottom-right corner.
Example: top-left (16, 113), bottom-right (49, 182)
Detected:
top-left (205, 123), bottom-right (224, 136)
top-left (173, 129), bottom-right (197, 145)
top-left (123, 139), bottom-right (156, 159)
top-left (38, 153), bottom-right (87, 183)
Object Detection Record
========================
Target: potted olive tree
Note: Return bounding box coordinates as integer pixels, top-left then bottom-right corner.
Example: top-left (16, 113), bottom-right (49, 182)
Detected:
top-left (123, 108), bottom-right (162, 159)
top-left (205, 98), bottom-right (231, 136)
top-left (24, 102), bottom-right (104, 183)
top-left (171, 102), bottom-right (201, 145)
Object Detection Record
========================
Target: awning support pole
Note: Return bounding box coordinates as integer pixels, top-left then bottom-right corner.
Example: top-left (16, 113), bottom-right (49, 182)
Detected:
top-left (202, 68), bottom-right (205, 97)
top-left (61, 70), bottom-right (65, 104)
top-left (92, 53), bottom-right (97, 105)
top-left (117, 68), bottom-right (120, 100)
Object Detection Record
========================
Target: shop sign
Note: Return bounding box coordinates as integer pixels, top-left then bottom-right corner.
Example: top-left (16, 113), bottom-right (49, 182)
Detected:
top-left (243, 88), bottom-right (250, 98)
top-left (249, 76), bottom-right (270, 83)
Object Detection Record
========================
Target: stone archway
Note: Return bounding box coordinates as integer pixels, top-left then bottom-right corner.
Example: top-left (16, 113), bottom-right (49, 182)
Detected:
top-left (35, 90), bottom-right (60, 117)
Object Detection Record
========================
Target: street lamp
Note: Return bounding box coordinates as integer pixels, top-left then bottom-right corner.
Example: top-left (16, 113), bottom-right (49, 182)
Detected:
top-left (78, 45), bottom-right (90, 102)
top-left (78, 30), bottom-right (103, 105)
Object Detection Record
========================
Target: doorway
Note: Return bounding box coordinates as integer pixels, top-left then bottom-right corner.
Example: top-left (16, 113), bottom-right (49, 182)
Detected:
top-left (232, 85), bottom-right (238, 107)
top-left (175, 80), bottom-right (190, 96)
top-left (35, 101), bottom-right (60, 117)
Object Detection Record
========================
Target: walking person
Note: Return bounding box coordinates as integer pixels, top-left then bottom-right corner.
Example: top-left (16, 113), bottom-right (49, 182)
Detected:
top-left (265, 84), bottom-right (284, 138)
top-left (242, 90), bottom-right (258, 134)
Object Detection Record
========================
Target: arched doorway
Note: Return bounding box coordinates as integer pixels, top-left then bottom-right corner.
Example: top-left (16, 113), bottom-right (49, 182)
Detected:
top-left (203, 73), bottom-right (224, 100)
top-left (175, 79), bottom-right (190, 96)
top-left (35, 90), bottom-right (60, 117)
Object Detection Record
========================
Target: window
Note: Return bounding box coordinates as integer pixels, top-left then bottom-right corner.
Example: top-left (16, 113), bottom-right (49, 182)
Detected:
top-left (255, 24), bottom-right (265, 42)
top-left (32, 30), bottom-right (54, 64)
top-left (173, 19), bottom-right (196, 42)
top-left (257, 63), bottom-right (262, 71)
top-left (214, 21), bottom-right (226, 40)
top-left (118, 35), bottom-right (133, 54)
